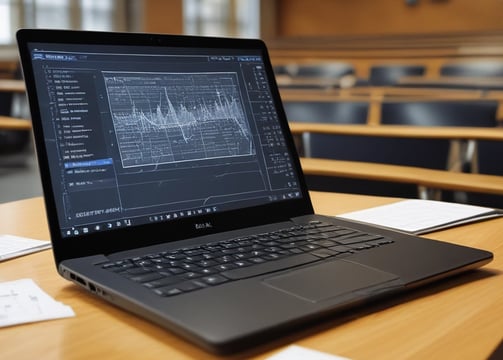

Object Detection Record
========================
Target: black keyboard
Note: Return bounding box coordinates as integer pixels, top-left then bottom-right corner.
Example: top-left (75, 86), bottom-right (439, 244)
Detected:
top-left (100, 221), bottom-right (393, 297)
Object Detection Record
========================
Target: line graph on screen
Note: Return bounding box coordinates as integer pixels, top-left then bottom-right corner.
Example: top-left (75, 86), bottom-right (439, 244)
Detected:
top-left (103, 71), bottom-right (255, 168)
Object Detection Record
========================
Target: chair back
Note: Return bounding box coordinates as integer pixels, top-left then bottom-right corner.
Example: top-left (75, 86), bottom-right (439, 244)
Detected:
top-left (380, 100), bottom-right (498, 127)
top-left (283, 100), bottom-right (368, 124)
top-left (440, 60), bottom-right (503, 77)
top-left (369, 65), bottom-right (425, 86)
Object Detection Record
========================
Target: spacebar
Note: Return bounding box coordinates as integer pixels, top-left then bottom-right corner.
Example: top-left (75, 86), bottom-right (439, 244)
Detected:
top-left (221, 253), bottom-right (320, 280)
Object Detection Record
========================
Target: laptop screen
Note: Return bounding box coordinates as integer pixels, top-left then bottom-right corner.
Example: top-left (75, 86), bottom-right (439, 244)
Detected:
top-left (26, 42), bottom-right (304, 239)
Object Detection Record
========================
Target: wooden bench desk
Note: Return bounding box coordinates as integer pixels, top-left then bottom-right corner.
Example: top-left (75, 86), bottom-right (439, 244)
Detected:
top-left (398, 76), bottom-right (503, 90)
top-left (0, 79), bottom-right (26, 93)
top-left (300, 157), bottom-right (503, 196)
top-left (288, 123), bottom-right (503, 141)
top-left (280, 86), bottom-right (502, 100)
top-left (0, 115), bottom-right (31, 130)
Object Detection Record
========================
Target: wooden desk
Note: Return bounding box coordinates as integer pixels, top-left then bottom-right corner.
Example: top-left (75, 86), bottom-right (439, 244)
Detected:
top-left (280, 86), bottom-right (494, 102)
top-left (276, 74), bottom-right (358, 89)
top-left (0, 115), bottom-right (31, 130)
top-left (288, 123), bottom-right (503, 141)
top-left (398, 76), bottom-right (503, 90)
top-left (0, 79), bottom-right (26, 93)
top-left (1, 194), bottom-right (502, 359)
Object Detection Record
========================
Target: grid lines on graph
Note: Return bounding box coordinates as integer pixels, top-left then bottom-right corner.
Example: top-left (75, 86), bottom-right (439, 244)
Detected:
top-left (103, 71), bottom-right (255, 168)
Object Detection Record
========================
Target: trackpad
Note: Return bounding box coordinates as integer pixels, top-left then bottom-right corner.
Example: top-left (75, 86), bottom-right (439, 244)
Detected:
top-left (264, 260), bottom-right (401, 303)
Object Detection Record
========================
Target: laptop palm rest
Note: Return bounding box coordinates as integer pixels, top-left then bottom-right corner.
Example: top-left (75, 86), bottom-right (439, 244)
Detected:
top-left (264, 260), bottom-right (401, 303)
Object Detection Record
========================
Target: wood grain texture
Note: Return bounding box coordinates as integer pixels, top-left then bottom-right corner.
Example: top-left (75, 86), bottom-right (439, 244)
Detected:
top-left (1, 194), bottom-right (502, 359)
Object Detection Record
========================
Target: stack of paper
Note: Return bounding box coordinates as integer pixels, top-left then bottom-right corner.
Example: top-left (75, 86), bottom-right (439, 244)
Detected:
top-left (337, 199), bottom-right (502, 234)
top-left (0, 278), bottom-right (75, 327)
top-left (0, 235), bottom-right (51, 261)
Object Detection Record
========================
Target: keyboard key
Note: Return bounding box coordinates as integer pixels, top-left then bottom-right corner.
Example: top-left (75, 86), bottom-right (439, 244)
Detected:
top-left (248, 257), bottom-right (266, 264)
top-left (262, 253), bottom-right (282, 260)
top-left (127, 267), bottom-right (154, 275)
top-left (216, 263), bottom-right (237, 271)
top-left (163, 267), bottom-right (185, 275)
top-left (348, 243), bottom-right (374, 250)
top-left (310, 248), bottom-right (339, 258)
top-left (312, 239), bottom-right (338, 247)
top-left (177, 280), bottom-right (205, 292)
top-left (328, 245), bottom-right (354, 253)
top-left (180, 263), bottom-right (202, 271)
top-left (234, 260), bottom-right (252, 267)
top-left (128, 272), bottom-right (165, 283)
top-left (200, 268), bottom-right (217, 275)
top-left (144, 276), bottom-right (183, 289)
top-left (183, 271), bottom-right (202, 279)
top-left (197, 260), bottom-right (218, 267)
top-left (201, 275), bottom-right (229, 285)
top-left (153, 287), bottom-right (183, 297)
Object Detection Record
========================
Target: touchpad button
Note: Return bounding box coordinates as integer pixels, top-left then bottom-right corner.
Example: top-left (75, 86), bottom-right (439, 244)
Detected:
top-left (264, 260), bottom-right (400, 303)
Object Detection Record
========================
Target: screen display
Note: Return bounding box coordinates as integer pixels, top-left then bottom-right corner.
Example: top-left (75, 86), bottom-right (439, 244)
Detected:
top-left (28, 43), bottom-right (302, 238)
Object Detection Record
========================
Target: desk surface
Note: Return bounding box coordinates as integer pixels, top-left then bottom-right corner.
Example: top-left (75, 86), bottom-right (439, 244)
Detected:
top-left (289, 122), bottom-right (503, 141)
top-left (0, 115), bottom-right (31, 130)
top-left (398, 76), bottom-right (503, 90)
top-left (1, 193), bottom-right (502, 360)
top-left (0, 79), bottom-right (26, 93)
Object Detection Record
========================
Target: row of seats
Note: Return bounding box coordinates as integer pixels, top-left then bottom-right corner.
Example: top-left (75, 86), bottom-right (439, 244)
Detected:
top-left (274, 60), bottom-right (503, 87)
top-left (283, 99), bottom-right (499, 127)
top-left (282, 99), bottom-right (503, 207)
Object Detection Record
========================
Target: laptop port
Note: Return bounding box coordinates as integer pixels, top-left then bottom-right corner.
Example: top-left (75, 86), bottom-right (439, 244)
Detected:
top-left (69, 272), bottom-right (85, 285)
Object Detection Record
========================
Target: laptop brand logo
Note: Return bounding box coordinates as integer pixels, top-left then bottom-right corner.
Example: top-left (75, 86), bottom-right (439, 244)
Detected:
top-left (194, 222), bottom-right (213, 230)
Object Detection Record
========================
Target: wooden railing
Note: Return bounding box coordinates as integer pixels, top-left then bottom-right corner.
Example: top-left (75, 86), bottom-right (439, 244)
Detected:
top-left (288, 123), bottom-right (503, 141)
top-left (0, 116), bottom-right (31, 130)
top-left (300, 157), bottom-right (503, 196)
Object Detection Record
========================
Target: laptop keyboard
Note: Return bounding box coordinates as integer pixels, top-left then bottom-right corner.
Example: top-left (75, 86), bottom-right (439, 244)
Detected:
top-left (100, 221), bottom-right (393, 297)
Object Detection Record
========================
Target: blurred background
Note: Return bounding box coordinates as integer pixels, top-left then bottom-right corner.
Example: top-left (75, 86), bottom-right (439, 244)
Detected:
top-left (3, 0), bottom-right (503, 75)
top-left (2, 0), bottom-right (503, 206)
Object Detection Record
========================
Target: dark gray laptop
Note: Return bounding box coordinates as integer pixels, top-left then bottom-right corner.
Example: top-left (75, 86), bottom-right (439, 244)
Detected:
top-left (16, 29), bottom-right (492, 354)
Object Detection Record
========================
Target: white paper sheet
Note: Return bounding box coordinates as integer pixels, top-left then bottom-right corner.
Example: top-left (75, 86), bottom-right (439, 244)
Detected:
top-left (0, 278), bottom-right (74, 327)
top-left (266, 345), bottom-right (350, 360)
top-left (338, 199), bottom-right (502, 234)
top-left (0, 235), bottom-right (51, 261)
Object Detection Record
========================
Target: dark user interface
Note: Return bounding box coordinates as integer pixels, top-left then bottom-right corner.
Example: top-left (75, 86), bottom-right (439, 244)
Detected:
top-left (28, 43), bottom-right (302, 238)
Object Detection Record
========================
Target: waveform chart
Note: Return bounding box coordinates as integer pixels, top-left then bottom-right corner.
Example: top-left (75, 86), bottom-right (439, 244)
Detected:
top-left (103, 72), bottom-right (255, 168)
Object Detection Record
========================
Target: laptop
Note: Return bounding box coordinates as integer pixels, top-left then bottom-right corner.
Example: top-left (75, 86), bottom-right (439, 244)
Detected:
top-left (16, 29), bottom-right (493, 354)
